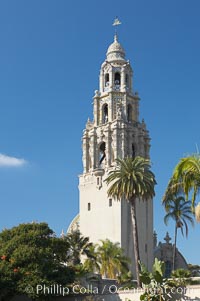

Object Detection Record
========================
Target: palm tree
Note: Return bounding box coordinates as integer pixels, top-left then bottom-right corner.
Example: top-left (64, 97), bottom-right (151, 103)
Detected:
top-left (83, 244), bottom-right (100, 274)
top-left (65, 230), bottom-right (93, 266)
top-left (83, 239), bottom-right (130, 280)
top-left (104, 156), bottom-right (156, 287)
top-left (162, 177), bottom-right (183, 206)
top-left (164, 195), bottom-right (194, 271)
top-left (96, 239), bottom-right (130, 279)
top-left (163, 154), bottom-right (200, 209)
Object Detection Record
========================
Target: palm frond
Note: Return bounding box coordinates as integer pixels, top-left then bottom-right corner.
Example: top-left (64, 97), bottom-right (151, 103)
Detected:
top-left (163, 196), bottom-right (194, 238)
top-left (171, 155), bottom-right (200, 208)
top-left (105, 156), bottom-right (156, 203)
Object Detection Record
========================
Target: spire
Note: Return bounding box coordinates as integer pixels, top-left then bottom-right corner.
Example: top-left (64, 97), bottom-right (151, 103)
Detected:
top-left (112, 17), bottom-right (122, 37)
top-left (164, 232), bottom-right (171, 244)
top-left (114, 33), bottom-right (118, 42)
top-left (112, 17), bottom-right (122, 56)
top-left (60, 229), bottom-right (65, 239)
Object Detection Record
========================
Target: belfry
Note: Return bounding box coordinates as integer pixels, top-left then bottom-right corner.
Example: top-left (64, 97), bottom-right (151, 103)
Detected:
top-left (70, 30), bottom-right (154, 275)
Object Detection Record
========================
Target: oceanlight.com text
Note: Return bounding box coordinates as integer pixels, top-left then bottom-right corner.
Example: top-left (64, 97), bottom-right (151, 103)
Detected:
top-left (24, 283), bottom-right (196, 297)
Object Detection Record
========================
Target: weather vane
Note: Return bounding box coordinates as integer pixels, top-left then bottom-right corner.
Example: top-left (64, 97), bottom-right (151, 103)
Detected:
top-left (112, 17), bottom-right (122, 35)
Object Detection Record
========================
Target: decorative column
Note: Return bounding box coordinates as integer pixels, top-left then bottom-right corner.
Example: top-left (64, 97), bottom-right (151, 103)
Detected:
top-left (144, 136), bottom-right (151, 159)
top-left (120, 123), bottom-right (126, 158)
top-left (99, 70), bottom-right (104, 92)
top-left (82, 130), bottom-right (89, 173)
top-left (121, 66), bottom-right (126, 92)
top-left (89, 128), bottom-right (97, 170)
top-left (130, 69), bottom-right (133, 94)
top-left (111, 123), bottom-right (118, 161)
top-left (93, 91), bottom-right (100, 126)
top-left (138, 133), bottom-right (145, 157)
top-left (134, 94), bottom-right (140, 121)
top-left (127, 129), bottom-right (133, 157)
top-left (109, 67), bottom-right (113, 90)
top-left (104, 124), bottom-right (112, 166)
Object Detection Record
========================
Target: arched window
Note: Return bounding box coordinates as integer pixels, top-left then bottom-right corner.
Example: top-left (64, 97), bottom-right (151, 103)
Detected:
top-left (114, 72), bottom-right (121, 85)
top-left (102, 104), bottom-right (108, 123)
top-left (127, 104), bottom-right (132, 122)
top-left (132, 144), bottom-right (135, 158)
top-left (99, 142), bottom-right (106, 166)
top-left (105, 73), bottom-right (109, 87)
top-left (125, 74), bottom-right (129, 87)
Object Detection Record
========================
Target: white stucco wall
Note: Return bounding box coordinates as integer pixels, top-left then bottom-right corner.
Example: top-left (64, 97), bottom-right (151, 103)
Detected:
top-left (79, 172), bottom-right (121, 245)
top-left (79, 171), bottom-right (154, 276)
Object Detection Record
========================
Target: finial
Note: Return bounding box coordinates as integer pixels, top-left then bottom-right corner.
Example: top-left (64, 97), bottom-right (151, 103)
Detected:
top-left (112, 17), bottom-right (122, 38)
top-left (164, 232), bottom-right (171, 244)
top-left (60, 229), bottom-right (65, 238)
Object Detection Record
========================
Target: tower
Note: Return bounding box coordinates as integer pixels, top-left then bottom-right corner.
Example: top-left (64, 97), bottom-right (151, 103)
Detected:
top-left (79, 34), bottom-right (153, 274)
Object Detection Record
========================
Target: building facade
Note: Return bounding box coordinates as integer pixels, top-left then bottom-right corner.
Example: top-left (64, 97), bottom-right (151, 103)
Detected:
top-left (154, 232), bottom-right (188, 277)
top-left (77, 34), bottom-right (154, 275)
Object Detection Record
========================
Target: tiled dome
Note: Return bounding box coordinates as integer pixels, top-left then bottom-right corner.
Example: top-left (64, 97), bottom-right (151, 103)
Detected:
top-left (106, 34), bottom-right (125, 62)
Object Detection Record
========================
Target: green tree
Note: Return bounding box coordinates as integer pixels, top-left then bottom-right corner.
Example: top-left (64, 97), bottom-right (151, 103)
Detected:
top-left (188, 263), bottom-right (200, 277)
top-left (65, 230), bottom-right (93, 266)
top-left (140, 258), bottom-right (167, 301)
top-left (0, 222), bottom-right (75, 300)
top-left (104, 156), bottom-right (156, 287)
top-left (96, 239), bottom-right (130, 279)
top-left (139, 259), bottom-right (184, 301)
top-left (83, 239), bottom-right (130, 281)
top-left (163, 154), bottom-right (200, 210)
top-left (164, 196), bottom-right (194, 271)
top-left (171, 268), bottom-right (191, 286)
top-left (83, 244), bottom-right (100, 274)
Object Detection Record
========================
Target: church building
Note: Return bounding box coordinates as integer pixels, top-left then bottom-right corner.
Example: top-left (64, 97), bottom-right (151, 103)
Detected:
top-left (69, 32), bottom-right (154, 276)
top-left (154, 232), bottom-right (188, 277)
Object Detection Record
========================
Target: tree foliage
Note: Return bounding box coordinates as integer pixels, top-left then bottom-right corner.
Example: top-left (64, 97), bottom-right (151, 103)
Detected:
top-left (105, 156), bottom-right (156, 287)
top-left (97, 239), bottom-right (130, 279)
top-left (188, 263), bottom-right (200, 277)
top-left (140, 259), bottom-right (167, 301)
top-left (105, 157), bottom-right (156, 202)
top-left (163, 154), bottom-right (200, 210)
top-left (171, 268), bottom-right (191, 286)
top-left (83, 239), bottom-right (131, 281)
top-left (164, 196), bottom-right (194, 237)
top-left (0, 222), bottom-right (75, 300)
top-left (65, 230), bottom-right (93, 266)
top-left (163, 195), bottom-right (194, 272)
top-left (140, 259), bottom-right (186, 301)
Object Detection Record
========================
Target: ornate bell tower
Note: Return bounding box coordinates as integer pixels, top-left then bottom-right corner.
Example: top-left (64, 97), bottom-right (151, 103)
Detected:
top-left (79, 34), bottom-right (154, 274)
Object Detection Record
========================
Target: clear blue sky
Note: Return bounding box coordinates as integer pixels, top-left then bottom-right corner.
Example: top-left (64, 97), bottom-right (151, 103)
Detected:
top-left (0, 0), bottom-right (200, 265)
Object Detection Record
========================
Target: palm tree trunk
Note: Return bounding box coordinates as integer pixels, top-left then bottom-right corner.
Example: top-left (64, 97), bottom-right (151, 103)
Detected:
top-left (130, 199), bottom-right (141, 287)
top-left (172, 224), bottom-right (178, 271)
